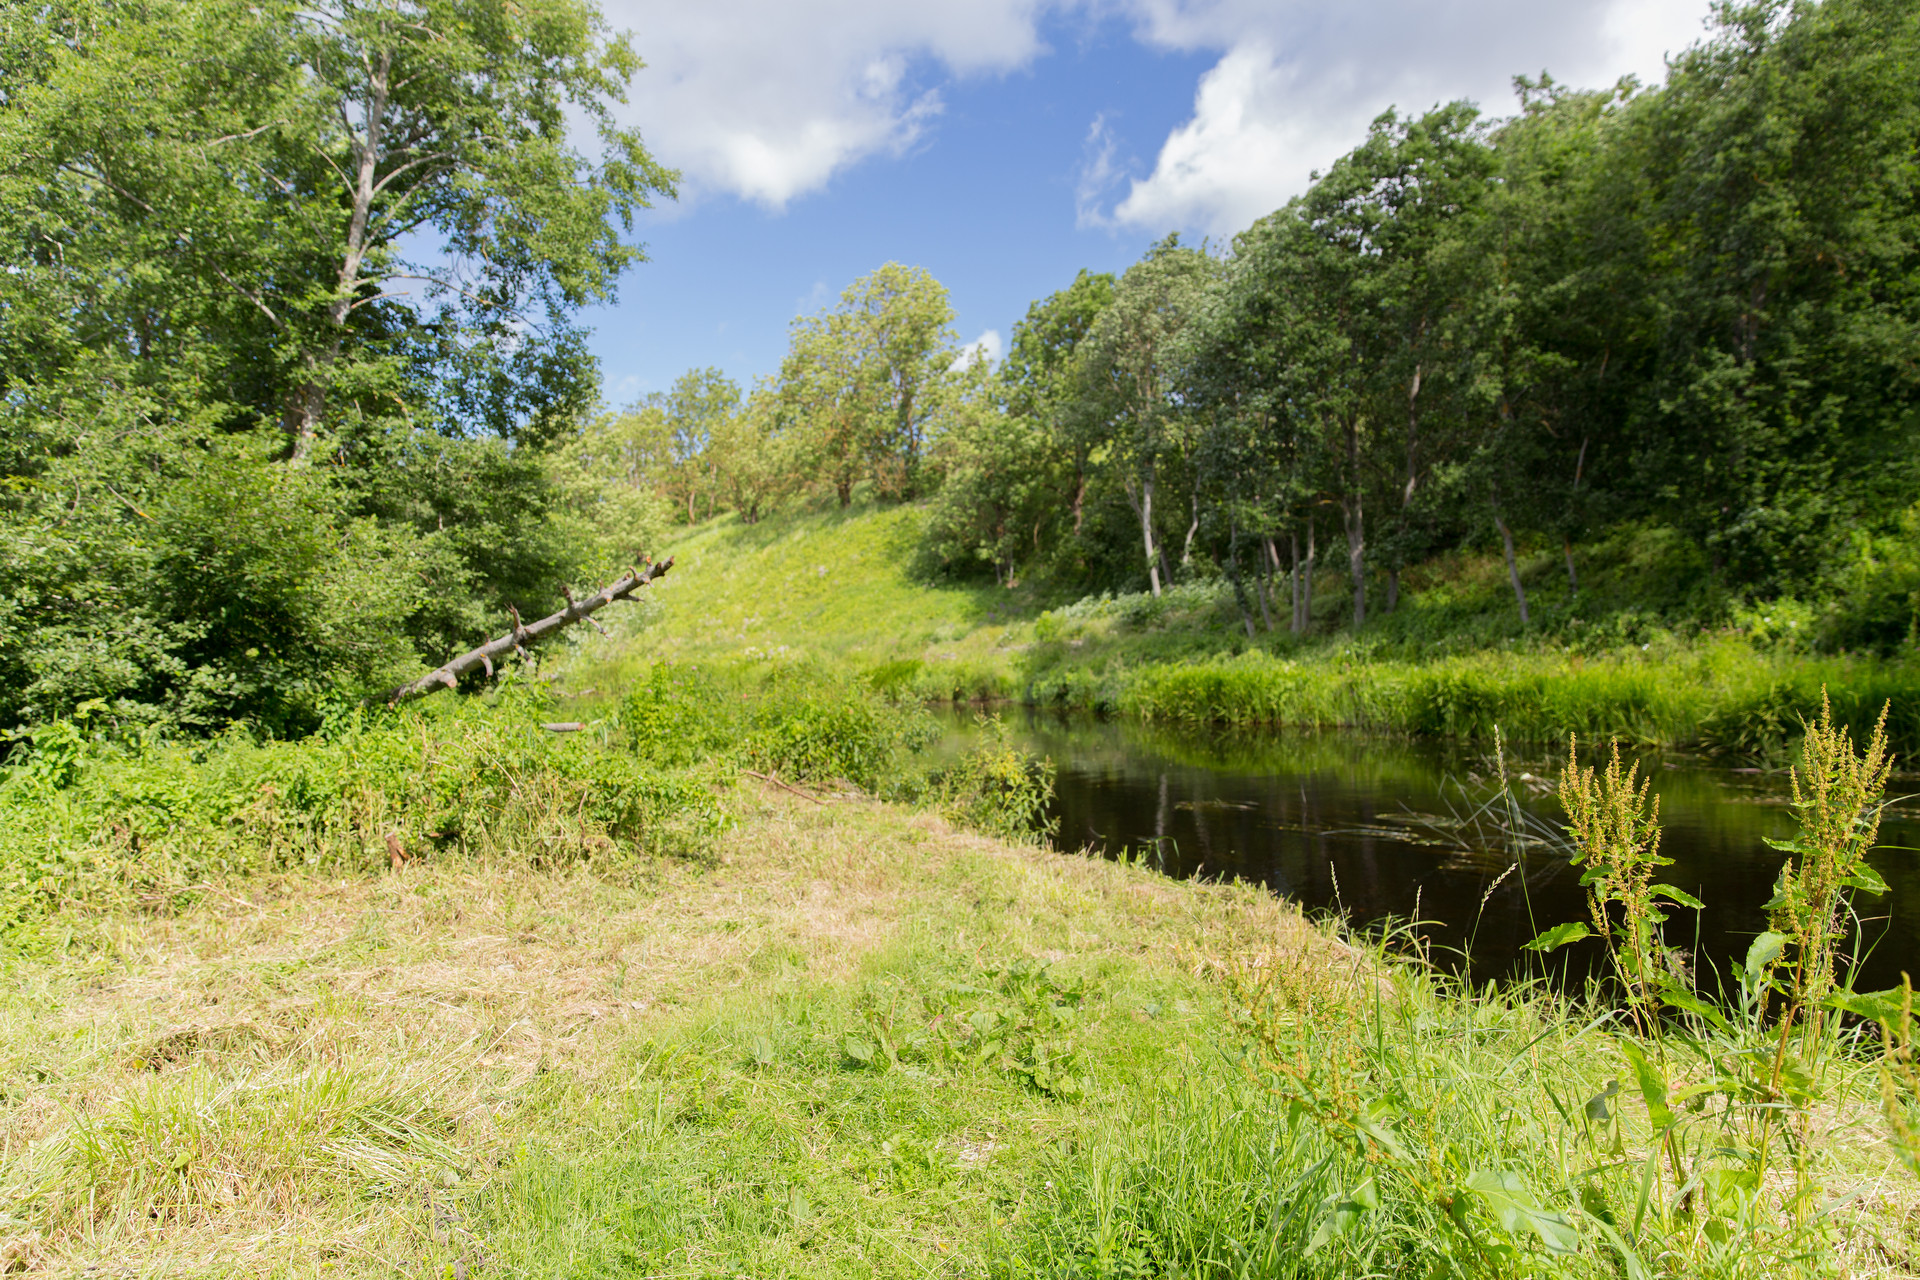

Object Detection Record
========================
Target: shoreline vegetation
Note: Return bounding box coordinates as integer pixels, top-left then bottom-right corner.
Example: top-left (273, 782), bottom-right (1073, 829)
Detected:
top-left (608, 503), bottom-right (1920, 763)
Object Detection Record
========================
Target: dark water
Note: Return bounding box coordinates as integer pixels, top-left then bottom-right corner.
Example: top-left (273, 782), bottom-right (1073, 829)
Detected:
top-left (945, 708), bottom-right (1920, 990)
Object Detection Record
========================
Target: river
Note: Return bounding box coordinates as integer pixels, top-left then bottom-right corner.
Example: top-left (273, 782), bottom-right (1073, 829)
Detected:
top-left (944, 708), bottom-right (1920, 990)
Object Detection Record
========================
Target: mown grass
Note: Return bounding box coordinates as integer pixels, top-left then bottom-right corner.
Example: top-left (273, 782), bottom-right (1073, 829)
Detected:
top-left (9, 785), bottom-right (1918, 1277)
top-left (0, 780), bottom-right (1326, 1276)
top-left (602, 503), bottom-right (1920, 758)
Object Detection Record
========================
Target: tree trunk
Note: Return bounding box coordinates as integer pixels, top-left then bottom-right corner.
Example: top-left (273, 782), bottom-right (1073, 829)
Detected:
top-left (1289, 531), bottom-right (1301, 633)
top-left (385, 559), bottom-right (674, 704)
top-left (1180, 486), bottom-right (1200, 569)
top-left (1227, 515), bottom-right (1256, 639)
top-left (1257, 535), bottom-right (1275, 633)
top-left (1345, 419), bottom-right (1365, 628)
top-left (1564, 538), bottom-right (1579, 595)
top-left (288, 48), bottom-right (392, 465)
top-left (1139, 466), bottom-right (1161, 597)
top-left (1494, 503), bottom-right (1530, 626)
top-left (1389, 362), bottom-right (1418, 618)
top-left (1299, 518), bottom-right (1317, 634)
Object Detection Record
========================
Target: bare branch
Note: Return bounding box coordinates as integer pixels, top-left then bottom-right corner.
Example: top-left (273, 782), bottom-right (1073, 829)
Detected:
top-left (213, 266), bottom-right (284, 329)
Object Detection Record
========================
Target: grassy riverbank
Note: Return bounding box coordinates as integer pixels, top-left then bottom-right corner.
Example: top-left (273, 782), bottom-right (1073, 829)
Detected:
top-left (5, 598), bottom-right (1920, 1274)
top-left (6, 761), bottom-right (1918, 1276)
top-left (8, 504), bottom-right (1920, 1275)
top-left (601, 503), bottom-right (1920, 758)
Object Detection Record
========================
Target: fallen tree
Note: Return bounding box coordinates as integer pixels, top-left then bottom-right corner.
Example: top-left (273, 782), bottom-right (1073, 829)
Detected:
top-left (385, 558), bottom-right (674, 705)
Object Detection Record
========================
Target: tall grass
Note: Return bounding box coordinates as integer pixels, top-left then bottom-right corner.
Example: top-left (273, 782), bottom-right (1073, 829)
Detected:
top-left (1001, 700), bottom-right (1920, 1278)
top-left (0, 661), bottom-right (1057, 937)
top-left (1113, 642), bottom-right (1920, 757)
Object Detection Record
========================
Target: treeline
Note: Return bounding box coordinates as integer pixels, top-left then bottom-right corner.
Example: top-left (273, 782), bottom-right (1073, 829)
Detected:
top-left (5, 0), bottom-right (1916, 742)
top-left (0, 0), bottom-right (676, 736)
top-left (633, 0), bottom-right (1920, 647)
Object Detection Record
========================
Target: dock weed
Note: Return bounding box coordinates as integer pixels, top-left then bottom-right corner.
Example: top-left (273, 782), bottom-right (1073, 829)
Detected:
top-left (1554, 737), bottom-right (1689, 1035)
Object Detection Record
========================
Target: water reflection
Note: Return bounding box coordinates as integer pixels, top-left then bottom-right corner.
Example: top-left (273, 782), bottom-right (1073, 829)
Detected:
top-left (945, 708), bottom-right (1920, 988)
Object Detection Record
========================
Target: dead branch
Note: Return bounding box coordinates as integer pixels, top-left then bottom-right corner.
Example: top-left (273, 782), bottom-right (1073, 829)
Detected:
top-left (385, 558), bottom-right (673, 705)
top-left (742, 769), bottom-right (826, 805)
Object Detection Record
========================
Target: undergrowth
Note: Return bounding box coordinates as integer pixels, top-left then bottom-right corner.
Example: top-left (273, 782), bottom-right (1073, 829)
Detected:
top-left (0, 663), bottom-right (1053, 940)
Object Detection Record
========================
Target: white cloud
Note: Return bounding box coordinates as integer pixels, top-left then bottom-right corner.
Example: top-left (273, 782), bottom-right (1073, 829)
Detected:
top-left (1098, 0), bottom-right (1719, 237)
top-left (1074, 114), bottom-right (1125, 229)
top-left (603, 0), bottom-right (1053, 208)
top-left (956, 328), bottom-right (1005, 368)
top-left (596, 0), bottom-right (1718, 228)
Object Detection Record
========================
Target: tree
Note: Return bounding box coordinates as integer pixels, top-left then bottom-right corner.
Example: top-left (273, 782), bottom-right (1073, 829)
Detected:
top-left (778, 263), bottom-right (960, 507)
top-left (1076, 238), bottom-right (1216, 597)
top-left (0, 0), bottom-right (675, 732)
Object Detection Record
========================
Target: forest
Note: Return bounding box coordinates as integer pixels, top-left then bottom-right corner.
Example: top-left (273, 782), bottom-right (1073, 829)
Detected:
top-left (4, 0), bottom-right (1917, 743)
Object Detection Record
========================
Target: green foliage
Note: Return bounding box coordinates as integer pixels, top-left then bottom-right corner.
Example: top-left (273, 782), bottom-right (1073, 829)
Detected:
top-left (619, 661), bottom-right (938, 795)
top-left (0, 685), bottom-right (731, 935)
top-left (934, 717), bottom-right (1057, 843)
top-left (0, 0), bottom-right (675, 736)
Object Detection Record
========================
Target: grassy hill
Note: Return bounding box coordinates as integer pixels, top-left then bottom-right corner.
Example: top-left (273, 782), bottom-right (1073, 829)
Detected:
top-left (570, 502), bottom-right (1920, 759)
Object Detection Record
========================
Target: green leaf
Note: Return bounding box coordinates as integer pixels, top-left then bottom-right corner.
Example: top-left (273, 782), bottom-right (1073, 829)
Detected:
top-left (1845, 864), bottom-right (1891, 896)
top-left (1745, 931), bottom-right (1787, 974)
top-left (1660, 990), bottom-right (1732, 1032)
top-left (1523, 921), bottom-right (1592, 953)
top-left (1650, 884), bottom-right (1704, 909)
top-left (1826, 988), bottom-right (1910, 1022)
top-left (841, 1035), bottom-right (875, 1065)
top-left (1617, 1038), bottom-right (1673, 1133)
top-left (1584, 1079), bottom-right (1620, 1124)
top-left (1464, 1168), bottom-right (1580, 1253)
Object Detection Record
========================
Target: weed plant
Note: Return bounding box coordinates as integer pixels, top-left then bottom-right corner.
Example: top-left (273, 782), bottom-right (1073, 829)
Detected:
top-left (1006, 700), bottom-right (1918, 1278)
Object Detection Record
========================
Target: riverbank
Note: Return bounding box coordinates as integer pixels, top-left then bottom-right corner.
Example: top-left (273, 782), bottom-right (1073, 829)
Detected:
top-left (7, 777), bottom-right (1917, 1276)
top-left (0, 778), bottom-right (1306, 1275)
top-left (6, 586), bottom-right (1920, 1273)
top-left (597, 503), bottom-right (1920, 759)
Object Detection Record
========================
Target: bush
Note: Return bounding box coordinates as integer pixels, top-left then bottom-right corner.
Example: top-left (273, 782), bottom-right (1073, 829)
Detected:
top-left (935, 717), bottom-right (1056, 842)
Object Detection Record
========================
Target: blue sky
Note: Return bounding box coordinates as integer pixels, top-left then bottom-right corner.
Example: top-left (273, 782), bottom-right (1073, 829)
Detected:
top-left (585, 0), bottom-right (1718, 405)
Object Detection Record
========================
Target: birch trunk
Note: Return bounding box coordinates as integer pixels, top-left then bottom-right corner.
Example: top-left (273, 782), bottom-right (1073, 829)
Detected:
top-left (1494, 504), bottom-right (1530, 626)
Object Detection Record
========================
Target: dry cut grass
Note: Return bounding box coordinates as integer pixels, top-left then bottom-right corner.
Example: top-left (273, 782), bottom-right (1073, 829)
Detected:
top-left (0, 783), bottom-right (1326, 1278)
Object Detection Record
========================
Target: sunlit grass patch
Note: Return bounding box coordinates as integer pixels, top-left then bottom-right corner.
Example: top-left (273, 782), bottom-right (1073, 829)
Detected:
top-left (0, 781), bottom-right (1326, 1276)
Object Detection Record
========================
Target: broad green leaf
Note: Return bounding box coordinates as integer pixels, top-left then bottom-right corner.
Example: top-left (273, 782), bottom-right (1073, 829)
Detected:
top-left (1845, 864), bottom-right (1891, 896)
top-left (1660, 990), bottom-right (1732, 1032)
top-left (1617, 1038), bottom-right (1673, 1133)
top-left (1524, 921), bottom-right (1592, 953)
top-left (1584, 1079), bottom-right (1620, 1123)
top-left (1826, 988), bottom-right (1909, 1022)
top-left (841, 1035), bottom-right (875, 1065)
top-left (1650, 884), bottom-right (1704, 909)
top-left (1745, 931), bottom-right (1787, 974)
top-left (1464, 1168), bottom-right (1580, 1253)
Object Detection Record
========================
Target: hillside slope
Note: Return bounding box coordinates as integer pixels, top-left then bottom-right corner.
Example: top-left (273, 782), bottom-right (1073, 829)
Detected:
top-left (568, 502), bottom-right (1920, 757)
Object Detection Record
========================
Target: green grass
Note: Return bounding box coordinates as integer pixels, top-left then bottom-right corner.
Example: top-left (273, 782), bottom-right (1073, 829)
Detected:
top-left (585, 503), bottom-right (1920, 758)
top-left (8, 501), bottom-right (1920, 1275)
